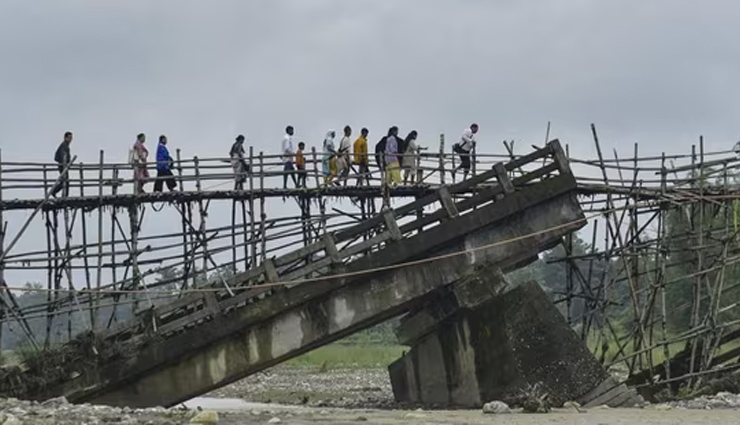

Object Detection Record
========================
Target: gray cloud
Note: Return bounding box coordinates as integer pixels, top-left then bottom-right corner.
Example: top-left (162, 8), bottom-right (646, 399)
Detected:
top-left (1, 0), bottom-right (738, 163)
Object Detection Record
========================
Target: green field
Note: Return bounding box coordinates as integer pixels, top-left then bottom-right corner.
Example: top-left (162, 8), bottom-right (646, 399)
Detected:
top-left (286, 343), bottom-right (405, 369)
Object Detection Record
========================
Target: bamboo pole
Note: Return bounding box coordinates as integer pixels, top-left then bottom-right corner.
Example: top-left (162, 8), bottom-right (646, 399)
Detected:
top-left (688, 140), bottom-right (703, 387)
top-left (108, 166), bottom-right (119, 327)
top-left (94, 150), bottom-right (104, 329)
top-left (249, 146), bottom-right (257, 270)
top-left (439, 134), bottom-right (445, 185)
top-left (79, 162), bottom-right (95, 329)
top-left (176, 149), bottom-right (189, 290)
top-left (259, 152), bottom-right (266, 262)
top-left (659, 152), bottom-right (672, 385)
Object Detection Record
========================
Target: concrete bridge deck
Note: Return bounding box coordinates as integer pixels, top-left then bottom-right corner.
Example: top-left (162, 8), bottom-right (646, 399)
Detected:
top-left (17, 141), bottom-right (585, 407)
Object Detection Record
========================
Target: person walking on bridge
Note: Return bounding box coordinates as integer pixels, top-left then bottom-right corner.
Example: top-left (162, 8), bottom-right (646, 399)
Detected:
top-left (230, 134), bottom-right (249, 191)
top-left (322, 130), bottom-right (337, 186)
top-left (130, 133), bottom-right (150, 195)
top-left (375, 130), bottom-right (389, 174)
top-left (336, 125), bottom-right (352, 185)
top-left (154, 135), bottom-right (177, 193)
top-left (353, 127), bottom-right (370, 186)
top-left (453, 123), bottom-right (478, 180)
top-left (282, 125), bottom-right (298, 189)
top-left (385, 126), bottom-right (402, 187)
top-left (296, 141), bottom-right (307, 188)
top-left (402, 130), bottom-right (419, 185)
top-left (51, 131), bottom-right (73, 198)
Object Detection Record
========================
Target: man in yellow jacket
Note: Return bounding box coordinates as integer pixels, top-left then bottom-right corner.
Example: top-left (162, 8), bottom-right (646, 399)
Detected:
top-left (353, 127), bottom-right (370, 186)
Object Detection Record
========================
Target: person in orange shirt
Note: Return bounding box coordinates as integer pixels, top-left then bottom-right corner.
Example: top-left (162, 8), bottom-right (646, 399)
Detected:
top-left (296, 141), bottom-right (307, 188)
top-left (353, 127), bottom-right (370, 186)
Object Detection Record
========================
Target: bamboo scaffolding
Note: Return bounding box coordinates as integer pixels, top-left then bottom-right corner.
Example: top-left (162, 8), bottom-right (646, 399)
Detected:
top-left (2, 134), bottom-right (740, 397)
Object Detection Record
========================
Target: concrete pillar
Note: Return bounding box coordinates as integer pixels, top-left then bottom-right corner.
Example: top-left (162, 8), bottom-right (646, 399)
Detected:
top-left (390, 280), bottom-right (642, 408)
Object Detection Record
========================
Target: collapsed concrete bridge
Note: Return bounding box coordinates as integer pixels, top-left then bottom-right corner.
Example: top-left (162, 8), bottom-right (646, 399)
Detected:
top-left (0, 141), bottom-right (639, 408)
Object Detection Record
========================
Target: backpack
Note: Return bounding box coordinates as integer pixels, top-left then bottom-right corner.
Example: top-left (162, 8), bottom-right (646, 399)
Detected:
top-left (398, 138), bottom-right (409, 155)
top-left (54, 144), bottom-right (63, 164)
top-left (452, 142), bottom-right (465, 154)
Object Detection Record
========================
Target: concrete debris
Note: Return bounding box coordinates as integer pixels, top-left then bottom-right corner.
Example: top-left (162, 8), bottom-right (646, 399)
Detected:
top-left (662, 392), bottom-right (740, 410)
top-left (0, 397), bottom-right (192, 425)
top-left (40, 396), bottom-right (69, 408)
top-left (190, 409), bottom-right (219, 423)
top-left (563, 401), bottom-right (586, 413)
top-left (482, 401), bottom-right (512, 414)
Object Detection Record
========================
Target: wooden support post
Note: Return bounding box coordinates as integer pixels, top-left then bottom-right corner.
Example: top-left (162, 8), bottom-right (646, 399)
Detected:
top-left (493, 162), bottom-right (514, 194)
top-left (259, 152), bottom-right (266, 262)
top-left (312, 147), bottom-right (320, 189)
top-left (176, 149), bottom-right (184, 192)
top-left (194, 156), bottom-right (202, 192)
top-left (249, 146), bottom-right (257, 269)
top-left (108, 166), bottom-right (119, 327)
top-left (179, 199), bottom-right (190, 290)
top-left (128, 205), bottom-right (150, 311)
top-left (44, 209), bottom-right (57, 348)
top-left (550, 139), bottom-right (574, 177)
top-left (188, 203), bottom-right (197, 287)
top-left (323, 233), bottom-right (341, 265)
top-left (79, 162), bottom-right (95, 329)
top-left (439, 133), bottom-right (446, 185)
top-left (62, 187), bottom-right (73, 341)
top-left (565, 232), bottom-right (574, 324)
top-left (688, 138), bottom-right (704, 388)
top-left (451, 134), bottom-right (457, 184)
top-left (263, 258), bottom-right (279, 283)
top-left (231, 199), bottom-right (238, 275)
top-left (383, 211), bottom-right (402, 241)
top-left (94, 150), bottom-right (104, 330)
top-left (239, 199), bottom-right (250, 271)
top-left (194, 156), bottom-right (209, 279)
top-left (658, 152), bottom-right (671, 385)
top-left (43, 165), bottom-right (54, 346)
top-left (437, 186), bottom-right (459, 218)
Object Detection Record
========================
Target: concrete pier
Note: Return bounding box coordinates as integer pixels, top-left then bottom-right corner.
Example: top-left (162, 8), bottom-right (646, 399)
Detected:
top-left (389, 279), bottom-right (642, 408)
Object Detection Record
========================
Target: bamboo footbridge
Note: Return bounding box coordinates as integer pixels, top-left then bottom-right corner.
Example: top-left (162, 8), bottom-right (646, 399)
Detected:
top-left (1, 125), bottom-right (740, 403)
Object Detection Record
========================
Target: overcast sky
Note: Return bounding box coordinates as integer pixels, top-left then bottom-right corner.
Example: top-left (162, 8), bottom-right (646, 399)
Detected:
top-left (2, 0), bottom-right (740, 289)
top-left (2, 0), bottom-right (739, 163)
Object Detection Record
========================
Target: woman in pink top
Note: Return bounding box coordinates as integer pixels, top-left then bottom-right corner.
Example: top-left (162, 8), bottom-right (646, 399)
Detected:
top-left (131, 133), bottom-right (150, 194)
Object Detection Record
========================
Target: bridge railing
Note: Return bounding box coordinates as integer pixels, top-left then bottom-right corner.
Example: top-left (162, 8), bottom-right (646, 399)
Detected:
top-left (0, 141), bottom-right (552, 202)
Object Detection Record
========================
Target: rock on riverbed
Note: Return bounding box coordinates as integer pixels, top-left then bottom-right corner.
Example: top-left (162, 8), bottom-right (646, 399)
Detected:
top-left (0, 396), bottom-right (192, 425)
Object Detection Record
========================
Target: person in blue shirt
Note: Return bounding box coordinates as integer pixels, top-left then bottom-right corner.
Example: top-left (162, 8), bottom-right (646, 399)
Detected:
top-left (154, 135), bottom-right (177, 192)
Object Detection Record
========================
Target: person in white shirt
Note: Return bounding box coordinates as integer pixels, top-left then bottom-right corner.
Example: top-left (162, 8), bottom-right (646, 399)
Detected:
top-left (282, 125), bottom-right (298, 188)
top-left (453, 123), bottom-right (479, 180)
top-left (336, 125), bottom-right (352, 185)
top-left (402, 130), bottom-right (419, 185)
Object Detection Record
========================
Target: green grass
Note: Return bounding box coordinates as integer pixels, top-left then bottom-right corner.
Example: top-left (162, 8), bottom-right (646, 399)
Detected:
top-left (286, 343), bottom-right (405, 369)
